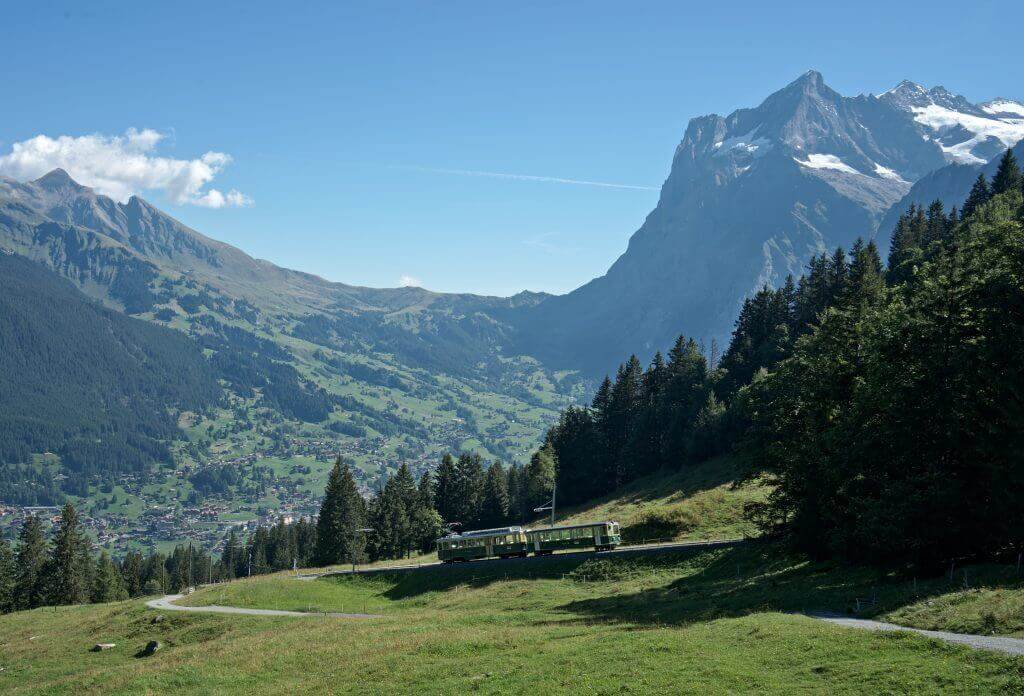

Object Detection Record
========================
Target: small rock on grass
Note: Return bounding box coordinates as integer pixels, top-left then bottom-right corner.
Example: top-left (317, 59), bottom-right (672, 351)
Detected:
top-left (135, 640), bottom-right (162, 658)
top-left (91, 643), bottom-right (116, 652)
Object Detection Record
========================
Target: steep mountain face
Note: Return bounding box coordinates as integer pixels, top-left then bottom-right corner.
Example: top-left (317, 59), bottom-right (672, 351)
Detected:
top-left (513, 73), bottom-right (1024, 375)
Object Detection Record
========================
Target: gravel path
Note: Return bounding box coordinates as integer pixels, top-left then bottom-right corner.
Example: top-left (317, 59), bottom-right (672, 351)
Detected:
top-left (146, 594), bottom-right (381, 619)
top-left (807, 613), bottom-right (1024, 656)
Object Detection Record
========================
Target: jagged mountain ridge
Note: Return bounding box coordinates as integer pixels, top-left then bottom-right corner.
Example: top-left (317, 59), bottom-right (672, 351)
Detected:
top-left (510, 72), bottom-right (1024, 374)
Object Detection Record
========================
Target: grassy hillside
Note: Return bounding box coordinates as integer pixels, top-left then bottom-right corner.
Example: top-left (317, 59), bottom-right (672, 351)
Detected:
top-left (3, 544), bottom-right (1024, 694)
top-left (541, 455), bottom-right (767, 543)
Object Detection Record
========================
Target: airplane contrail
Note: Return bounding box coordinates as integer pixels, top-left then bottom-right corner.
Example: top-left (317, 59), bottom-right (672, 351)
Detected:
top-left (394, 165), bottom-right (658, 191)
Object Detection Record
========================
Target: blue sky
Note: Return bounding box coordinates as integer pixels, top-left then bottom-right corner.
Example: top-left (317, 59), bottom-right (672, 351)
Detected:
top-left (3, 0), bottom-right (1021, 296)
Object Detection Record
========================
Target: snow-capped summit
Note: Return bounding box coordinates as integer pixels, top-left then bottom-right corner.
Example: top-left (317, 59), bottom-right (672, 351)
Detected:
top-left (881, 81), bottom-right (982, 115)
top-left (516, 71), bottom-right (1024, 375)
top-left (980, 99), bottom-right (1024, 120)
top-left (879, 82), bottom-right (1024, 164)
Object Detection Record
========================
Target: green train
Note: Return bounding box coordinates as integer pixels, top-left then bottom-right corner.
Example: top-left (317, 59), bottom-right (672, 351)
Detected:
top-left (436, 521), bottom-right (621, 563)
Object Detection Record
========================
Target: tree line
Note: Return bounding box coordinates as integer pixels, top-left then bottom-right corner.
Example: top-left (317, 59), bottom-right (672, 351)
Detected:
top-left (536, 147), bottom-right (1024, 569)
top-left (312, 451), bottom-right (557, 566)
top-left (0, 503), bottom-right (220, 613)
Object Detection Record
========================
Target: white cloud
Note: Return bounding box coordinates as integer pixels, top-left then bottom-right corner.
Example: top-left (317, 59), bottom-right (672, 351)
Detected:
top-left (0, 128), bottom-right (252, 208)
top-left (399, 275), bottom-right (423, 288)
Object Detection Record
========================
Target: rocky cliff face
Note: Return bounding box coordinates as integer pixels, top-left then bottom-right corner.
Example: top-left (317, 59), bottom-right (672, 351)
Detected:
top-left (513, 73), bottom-right (1024, 375)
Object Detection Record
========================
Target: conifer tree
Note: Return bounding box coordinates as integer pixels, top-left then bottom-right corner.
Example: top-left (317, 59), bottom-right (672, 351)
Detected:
top-left (433, 453), bottom-right (459, 523)
top-left (991, 148), bottom-right (1022, 195)
top-left (14, 515), bottom-right (47, 609)
top-left (887, 206), bottom-right (925, 286)
top-left (417, 471), bottom-right (435, 511)
top-left (923, 200), bottom-right (948, 249)
top-left (453, 453), bottom-right (486, 526)
top-left (480, 462), bottom-right (510, 527)
top-left (314, 457), bottom-right (366, 566)
top-left (92, 551), bottom-right (128, 603)
top-left (606, 356), bottom-right (643, 486)
top-left (591, 376), bottom-right (613, 434)
top-left (119, 551), bottom-right (144, 597)
top-left (220, 529), bottom-right (240, 579)
top-left (50, 503), bottom-right (92, 605)
top-left (0, 537), bottom-right (14, 613)
top-left (369, 476), bottom-right (410, 558)
top-left (393, 463), bottom-right (420, 520)
top-left (506, 463), bottom-right (524, 521)
top-left (961, 173), bottom-right (992, 218)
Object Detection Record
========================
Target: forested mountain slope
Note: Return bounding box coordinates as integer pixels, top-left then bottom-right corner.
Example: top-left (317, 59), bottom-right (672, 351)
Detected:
top-left (0, 253), bottom-right (219, 503)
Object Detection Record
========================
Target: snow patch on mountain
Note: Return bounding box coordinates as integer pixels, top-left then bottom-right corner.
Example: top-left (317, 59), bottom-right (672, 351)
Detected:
top-left (981, 100), bottom-right (1024, 119)
top-left (874, 163), bottom-right (908, 183)
top-left (713, 128), bottom-right (773, 158)
top-left (794, 153), bottom-right (858, 174)
top-left (911, 103), bottom-right (1024, 164)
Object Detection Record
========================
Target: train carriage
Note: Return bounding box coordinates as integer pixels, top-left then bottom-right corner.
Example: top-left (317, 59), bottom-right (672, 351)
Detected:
top-left (437, 521), bottom-right (621, 563)
top-left (526, 521), bottom-right (621, 554)
top-left (437, 526), bottom-right (529, 563)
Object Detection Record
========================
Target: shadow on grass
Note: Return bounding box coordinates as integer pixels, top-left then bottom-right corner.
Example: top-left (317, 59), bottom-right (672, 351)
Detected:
top-left (353, 543), bottom-right (739, 600)
top-left (557, 542), bottom-right (1024, 628)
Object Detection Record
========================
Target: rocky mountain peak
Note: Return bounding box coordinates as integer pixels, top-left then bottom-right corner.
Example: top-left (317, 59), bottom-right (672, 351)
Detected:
top-left (880, 81), bottom-right (982, 116)
top-left (33, 168), bottom-right (88, 193)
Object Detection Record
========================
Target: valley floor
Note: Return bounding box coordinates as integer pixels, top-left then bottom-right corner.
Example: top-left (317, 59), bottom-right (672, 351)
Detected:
top-left (3, 542), bottom-right (1024, 694)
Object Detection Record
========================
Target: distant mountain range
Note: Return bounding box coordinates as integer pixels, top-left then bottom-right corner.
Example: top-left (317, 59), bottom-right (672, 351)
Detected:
top-left (0, 168), bottom-right (579, 524)
top-left (512, 71), bottom-right (1024, 373)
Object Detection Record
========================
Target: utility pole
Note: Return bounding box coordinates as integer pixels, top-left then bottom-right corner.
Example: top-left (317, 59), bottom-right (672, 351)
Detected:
top-left (551, 477), bottom-right (556, 527)
top-left (248, 550), bottom-right (252, 577)
top-left (533, 480), bottom-right (557, 527)
top-left (188, 542), bottom-right (193, 591)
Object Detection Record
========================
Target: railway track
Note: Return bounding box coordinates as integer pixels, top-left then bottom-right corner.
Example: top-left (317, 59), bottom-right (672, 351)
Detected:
top-left (295, 537), bottom-right (746, 580)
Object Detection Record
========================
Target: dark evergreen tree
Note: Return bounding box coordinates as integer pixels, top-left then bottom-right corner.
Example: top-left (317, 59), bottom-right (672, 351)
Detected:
top-left (0, 537), bottom-right (14, 613)
top-left (314, 457), bottom-right (366, 566)
top-left (453, 452), bottom-right (486, 527)
top-left (369, 476), bottom-right (410, 559)
top-left (506, 463), bottom-right (526, 521)
top-left (605, 356), bottom-right (644, 486)
top-left (14, 515), bottom-right (47, 610)
top-left (220, 529), bottom-right (240, 580)
top-left (961, 173), bottom-right (992, 218)
top-left (92, 551), bottom-right (128, 603)
top-left (991, 148), bottom-right (1022, 195)
top-left (887, 205), bottom-right (926, 286)
top-left (49, 503), bottom-right (92, 605)
top-left (119, 551), bottom-right (145, 597)
top-left (661, 336), bottom-right (709, 466)
top-left (393, 463), bottom-right (420, 521)
top-left (433, 453), bottom-right (459, 523)
top-left (479, 462), bottom-right (510, 527)
top-left (719, 286), bottom-right (792, 397)
top-left (417, 471), bottom-right (435, 511)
